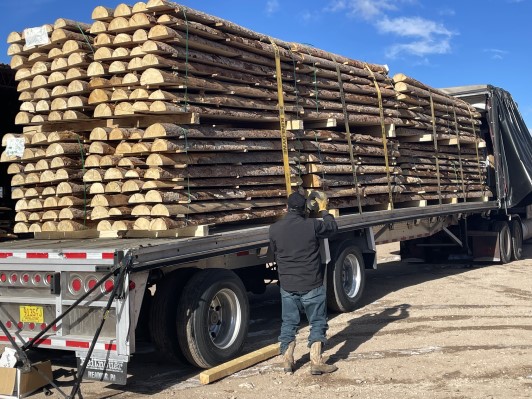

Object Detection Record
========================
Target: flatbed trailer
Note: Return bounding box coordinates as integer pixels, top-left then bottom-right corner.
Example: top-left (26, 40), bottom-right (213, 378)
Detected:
top-left (0, 86), bottom-right (530, 386)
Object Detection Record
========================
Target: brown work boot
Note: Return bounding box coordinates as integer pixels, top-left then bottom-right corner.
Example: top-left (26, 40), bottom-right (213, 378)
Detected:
top-left (310, 342), bottom-right (337, 375)
top-left (282, 341), bottom-right (296, 372)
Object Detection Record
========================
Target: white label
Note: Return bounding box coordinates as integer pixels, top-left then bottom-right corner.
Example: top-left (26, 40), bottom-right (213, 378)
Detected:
top-left (5, 137), bottom-right (25, 158)
top-left (24, 26), bottom-right (50, 48)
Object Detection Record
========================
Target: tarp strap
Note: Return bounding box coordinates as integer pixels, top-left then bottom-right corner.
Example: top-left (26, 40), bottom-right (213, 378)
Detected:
top-left (76, 136), bottom-right (87, 226)
top-left (270, 38), bottom-right (292, 196)
top-left (452, 105), bottom-right (467, 201)
top-left (469, 108), bottom-right (484, 191)
top-left (288, 49), bottom-right (303, 181)
top-left (182, 9), bottom-right (192, 223)
top-left (76, 23), bottom-right (95, 55)
top-left (304, 50), bottom-right (326, 183)
top-left (334, 60), bottom-right (362, 214)
top-left (364, 64), bottom-right (394, 209)
top-left (428, 90), bottom-right (443, 205)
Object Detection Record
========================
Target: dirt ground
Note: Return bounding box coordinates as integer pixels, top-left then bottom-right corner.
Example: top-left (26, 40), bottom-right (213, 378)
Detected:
top-left (6, 242), bottom-right (532, 399)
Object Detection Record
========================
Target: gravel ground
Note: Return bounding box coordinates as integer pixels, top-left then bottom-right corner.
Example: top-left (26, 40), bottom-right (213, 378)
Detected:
top-left (3, 242), bottom-right (532, 399)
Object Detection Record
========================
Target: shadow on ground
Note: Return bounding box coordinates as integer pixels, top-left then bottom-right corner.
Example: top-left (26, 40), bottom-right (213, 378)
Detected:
top-left (28, 242), bottom-right (532, 396)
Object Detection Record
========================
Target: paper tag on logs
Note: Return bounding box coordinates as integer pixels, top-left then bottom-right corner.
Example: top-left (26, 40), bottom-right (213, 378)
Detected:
top-left (24, 26), bottom-right (50, 48)
top-left (6, 138), bottom-right (25, 158)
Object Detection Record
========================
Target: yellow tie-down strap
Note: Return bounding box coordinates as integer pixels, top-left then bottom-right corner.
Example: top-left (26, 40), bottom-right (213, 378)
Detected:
top-left (364, 64), bottom-right (394, 209)
top-left (270, 38), bottom-right (292, 196)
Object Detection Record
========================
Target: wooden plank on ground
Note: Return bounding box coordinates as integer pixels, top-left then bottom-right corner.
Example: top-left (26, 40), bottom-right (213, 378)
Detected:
top-left (199, 343), bottom-right (280, 385)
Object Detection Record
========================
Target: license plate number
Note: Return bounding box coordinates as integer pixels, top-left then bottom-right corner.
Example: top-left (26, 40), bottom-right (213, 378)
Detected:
top-left (20, 306), bottom-right (44, 323)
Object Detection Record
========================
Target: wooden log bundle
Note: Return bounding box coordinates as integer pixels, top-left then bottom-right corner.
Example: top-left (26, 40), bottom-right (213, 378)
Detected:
top-left (1, 1), bottom-right (491, 237)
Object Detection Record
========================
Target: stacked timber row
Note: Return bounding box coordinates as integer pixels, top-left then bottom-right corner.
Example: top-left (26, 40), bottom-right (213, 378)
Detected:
top-left (79, 0), bottom-right (408, 232)
top-left (391, 73), bottom-right (490, 202)
top-left (2, 19), bottom-right (97, 234)
top-left (1, 0), bottom-right (492, 236)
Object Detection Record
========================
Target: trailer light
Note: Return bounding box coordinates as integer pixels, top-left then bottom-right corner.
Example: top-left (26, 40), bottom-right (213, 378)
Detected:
top-left (86, 278), bottom-right (98, 291)
top-left (129, 281), bottom-right (136, 290)
top-left (22, 274), bottom-right (30, 284)
top-left (10, 274), bottom-right (18, 284)
top-left (0, 274), bottom-right (6, 283)
top-left (29, 323), bottom-right (35, 330)
top-left (40, 323), bottom-right (47, 331)
top-left (33, 274), bottom-right (42, 284)
top-left (5, 321), bottom-right (12, 328)
top-left (104, 279), bottom-right (114, 293)
top-left (70, 277), bottom-right (83, 294)
top-left (45, 274), bottom-right (52, 285)
top-left (52, 324), bottom-right (58, 332)
top-left (17, 322), bottom-right (23, 329)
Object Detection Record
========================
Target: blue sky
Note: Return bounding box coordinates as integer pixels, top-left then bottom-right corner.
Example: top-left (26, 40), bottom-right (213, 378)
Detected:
top-left (1, 0), bottom-right (530, 130)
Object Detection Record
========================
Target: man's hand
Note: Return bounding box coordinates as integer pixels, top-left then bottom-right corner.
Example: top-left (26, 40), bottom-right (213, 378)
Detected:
top-left (315, 192), bottom-right (328, 212)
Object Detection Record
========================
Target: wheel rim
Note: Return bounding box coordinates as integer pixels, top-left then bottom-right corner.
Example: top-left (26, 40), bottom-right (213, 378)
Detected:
top-left (207, 288), bottom-right (241, 349)
top-left (513, 222), bottom-right (523, 258)
top-left (342, 253), bottom-right (362, 299)
top-left (502, 226), bottom-right (511, 258)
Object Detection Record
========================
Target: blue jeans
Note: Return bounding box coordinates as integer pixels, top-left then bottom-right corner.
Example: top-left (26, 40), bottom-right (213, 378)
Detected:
top-left (279, 285), bottom-right (329, 354)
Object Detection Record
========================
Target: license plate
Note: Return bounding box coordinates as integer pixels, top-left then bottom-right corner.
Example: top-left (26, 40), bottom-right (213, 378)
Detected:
top-left (20, 305), bottom-right (44, 323)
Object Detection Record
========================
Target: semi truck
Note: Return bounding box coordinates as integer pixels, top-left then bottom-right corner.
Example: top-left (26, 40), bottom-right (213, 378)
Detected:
top-left (0, 84), bottom-right (530, 386)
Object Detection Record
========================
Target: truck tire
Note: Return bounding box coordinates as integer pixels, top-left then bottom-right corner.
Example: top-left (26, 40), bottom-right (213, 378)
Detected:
top-left (177, 269), bottom-right (249, 368)
top-left (510, 219), bottom-right (523, 261)
top-left (327, 245), bottom-right (365, 313)
top-left (493, 221), bottom-right (511, 264)
top-left (149, 270), bottom-right (191, 363)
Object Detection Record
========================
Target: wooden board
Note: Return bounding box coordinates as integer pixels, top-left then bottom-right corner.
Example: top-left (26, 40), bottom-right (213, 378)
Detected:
top-left (199, 343), bottom-right (280, 385)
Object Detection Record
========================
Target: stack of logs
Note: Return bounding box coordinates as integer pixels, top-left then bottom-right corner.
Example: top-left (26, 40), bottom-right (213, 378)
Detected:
top-left (1, 0), bottom-right (491, 237)
top-left (392, 73), bottom-right (488, 200)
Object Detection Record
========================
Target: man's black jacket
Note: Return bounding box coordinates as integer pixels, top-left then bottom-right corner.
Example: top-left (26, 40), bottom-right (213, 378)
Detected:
top-left (269, 210), bottom-right (338, 293)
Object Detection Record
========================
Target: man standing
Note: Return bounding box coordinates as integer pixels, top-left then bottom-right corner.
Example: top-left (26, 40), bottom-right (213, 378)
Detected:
top-left (269, 191), bottom-right (338, 375)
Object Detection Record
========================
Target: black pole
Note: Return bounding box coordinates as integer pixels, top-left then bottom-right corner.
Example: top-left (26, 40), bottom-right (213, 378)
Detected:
top-left (22, 270), bottom-right (114, 352)
top-left (68, 254), bottom-right (130, 399)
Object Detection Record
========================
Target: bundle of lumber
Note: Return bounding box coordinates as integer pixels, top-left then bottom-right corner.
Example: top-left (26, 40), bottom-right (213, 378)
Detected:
top-left (391, 73), bottom-right (490, 202)
top-left (4, 18), bottom-right (98, 234)
top-left (1, 1), bottom-right (492, 238)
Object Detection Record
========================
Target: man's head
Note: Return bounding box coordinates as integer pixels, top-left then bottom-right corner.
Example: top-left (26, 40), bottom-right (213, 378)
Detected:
top-left (287, 192), bottom-right (307, 214)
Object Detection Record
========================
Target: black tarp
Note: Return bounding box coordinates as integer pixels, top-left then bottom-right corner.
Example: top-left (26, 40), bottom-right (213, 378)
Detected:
top-left (487, 85), bottom-right (532, 208)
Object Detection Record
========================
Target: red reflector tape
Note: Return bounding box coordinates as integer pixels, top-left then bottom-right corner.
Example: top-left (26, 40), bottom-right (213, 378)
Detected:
top-left (0, 336), bottom-right (9, 341)
top-left (66, 340), bottom-right (90, 349)
top-left (105, 343), bottom-right (117, 351)
top-left (0, 253), bottom-right (13, 258)
top-left (31, 338), bottom-right (52, 346)
top-left (102, 253), bottom-right (114, 259)
top-left (236, 251), bottom-right (250, 256)
top-left (63, 253), bottom-right (87, 259)
top-left (27, 253), bottom-right (49, 259)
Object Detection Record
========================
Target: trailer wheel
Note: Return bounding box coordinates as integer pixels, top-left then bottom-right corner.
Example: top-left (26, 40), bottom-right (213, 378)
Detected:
top-left (510, 219), bottom-right (523, 261)
top-left (493, 221), bottom-right (511, 264)
top-left (149, 271), bottom-right (191, 363)
top-left (327, 245), bottom-right (365, 313)
top-left (177, 269), bottom-right (249, 368)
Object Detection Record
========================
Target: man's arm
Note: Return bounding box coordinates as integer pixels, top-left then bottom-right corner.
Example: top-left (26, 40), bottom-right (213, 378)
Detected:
top-left (315, 212), bottom-right (338, 238)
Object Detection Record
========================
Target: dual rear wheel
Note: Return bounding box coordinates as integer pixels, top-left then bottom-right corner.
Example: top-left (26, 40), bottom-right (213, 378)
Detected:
top-left (149, 269), bottom-right (249, 368)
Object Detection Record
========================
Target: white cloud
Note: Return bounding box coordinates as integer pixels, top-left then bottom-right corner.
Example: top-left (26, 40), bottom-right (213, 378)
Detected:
top-left (386, 37), bottom-right (451, 58)
top-left (483, 48), bottom-right (508, 60)
top-left (326, 0), bottom-right (455, 59)
top-left (266, 0), bottom-right (280, 15)
top-left (376, 16), bottom-right (452, 39)
top-left (327, 0), bottom-right (403, 19)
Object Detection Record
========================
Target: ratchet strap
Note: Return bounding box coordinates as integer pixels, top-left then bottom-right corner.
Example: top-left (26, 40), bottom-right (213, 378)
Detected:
top-left (270, 38), bottom-right (292, 196)
top-left (364, 64), bottom-right (394, 209)
top-left (469, 108), bottom-right (484, 191)
top-left (428, 91), bottom-right (443, 205)
top-left (335, 61), bottom-right (362, 213)
top-left (452, 105), bottom-right (467, 201)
